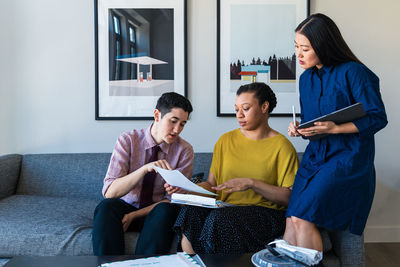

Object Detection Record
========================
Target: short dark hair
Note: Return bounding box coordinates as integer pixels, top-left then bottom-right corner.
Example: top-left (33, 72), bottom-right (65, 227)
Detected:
top-left (296, 13), bottom-right (362, 66)
top-left (236, 82), bottom-right (277, 113)
top-left (156, 92), bottom-right (193, 117)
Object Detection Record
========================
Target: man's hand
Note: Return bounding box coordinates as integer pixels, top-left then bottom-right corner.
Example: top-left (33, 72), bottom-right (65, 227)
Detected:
top-left (143, 159), bottom-right (172, 174)
top-left (164, 183), bottom-right (187, 195)
top-left (212, 178), bottom-right (254, 194)
top-left (121, 211), bottom-right (137, 232)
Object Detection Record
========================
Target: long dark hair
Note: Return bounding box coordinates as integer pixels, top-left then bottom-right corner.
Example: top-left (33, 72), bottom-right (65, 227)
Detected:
top-left (296, 13), bottom-right (362, 66)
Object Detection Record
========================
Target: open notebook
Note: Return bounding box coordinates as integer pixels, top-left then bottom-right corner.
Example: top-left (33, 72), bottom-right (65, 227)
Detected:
top-left (171, 193), bottom-right (235, 209)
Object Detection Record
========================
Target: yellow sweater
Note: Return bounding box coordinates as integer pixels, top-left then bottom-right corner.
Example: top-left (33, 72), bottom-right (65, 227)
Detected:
top-left (210, 129), bottom-right (298, 210)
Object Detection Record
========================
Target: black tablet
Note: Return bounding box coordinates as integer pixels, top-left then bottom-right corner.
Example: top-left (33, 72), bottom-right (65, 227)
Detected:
top-left (298, 102), bottom-right (366, 140)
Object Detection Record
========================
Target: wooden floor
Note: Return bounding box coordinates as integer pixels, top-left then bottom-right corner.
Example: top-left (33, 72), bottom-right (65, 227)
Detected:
top-left (365, 243), bottom-right (400, 267)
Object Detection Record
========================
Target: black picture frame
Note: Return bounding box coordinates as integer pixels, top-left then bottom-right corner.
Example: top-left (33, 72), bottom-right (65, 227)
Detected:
top-left (217, 0), bottom-right (310, 117)
top-left (95, 0), bottom-right (187, 120)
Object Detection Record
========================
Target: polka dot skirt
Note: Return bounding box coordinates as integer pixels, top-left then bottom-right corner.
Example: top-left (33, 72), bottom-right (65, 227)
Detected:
top-left (173, 205), bottom-right (286, 254)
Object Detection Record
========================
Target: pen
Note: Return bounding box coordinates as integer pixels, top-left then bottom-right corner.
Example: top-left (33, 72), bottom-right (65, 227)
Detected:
top-left (292, 105), bottom-right (296, 127)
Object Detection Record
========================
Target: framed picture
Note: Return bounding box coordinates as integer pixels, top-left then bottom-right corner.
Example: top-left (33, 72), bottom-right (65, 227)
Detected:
top-left (217, 0), bottom-right (310, 116)
top-left (95, 0), bottom-right (187, 120)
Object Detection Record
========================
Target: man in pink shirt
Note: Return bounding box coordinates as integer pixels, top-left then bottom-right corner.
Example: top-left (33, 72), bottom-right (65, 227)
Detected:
top-left (92, 92), bottom-right (194, 256)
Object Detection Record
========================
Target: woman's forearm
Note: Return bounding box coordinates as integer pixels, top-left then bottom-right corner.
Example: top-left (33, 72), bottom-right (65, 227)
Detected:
top-left (197, 181), bottom-right (215, 192)
top-left (250, 179), bottom-right (291, 207)
top-left (331, 122), bottom-right (359, 134)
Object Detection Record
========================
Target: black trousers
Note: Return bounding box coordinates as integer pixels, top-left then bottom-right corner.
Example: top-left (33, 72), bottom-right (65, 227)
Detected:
top-left (92, 198), bottom-right (180, 256)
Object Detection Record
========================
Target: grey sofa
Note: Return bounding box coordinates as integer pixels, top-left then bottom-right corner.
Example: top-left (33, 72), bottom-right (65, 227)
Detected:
top-left (0, 153), bottom-right (364, 266)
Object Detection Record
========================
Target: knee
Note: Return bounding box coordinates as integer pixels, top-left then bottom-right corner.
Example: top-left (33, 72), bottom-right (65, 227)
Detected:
top-left (94, 198), bottom-right (120, 218)
top-left (147, 202), bottom-right (177, 221)
top-left (211, 210), bottom-right (229, 221)
top-left (285, 217), bottom-right (294, 229)
top-left (152, 202), bottom-right (174, 214)
top-left (153, 202), bottom-right (172, 211)
top-left (290, 216), bottom-right (315, 231)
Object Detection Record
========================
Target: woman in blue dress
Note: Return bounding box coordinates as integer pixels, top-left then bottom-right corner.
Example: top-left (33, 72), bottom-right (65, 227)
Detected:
top-left (283, 13), bottom-right (388, 261)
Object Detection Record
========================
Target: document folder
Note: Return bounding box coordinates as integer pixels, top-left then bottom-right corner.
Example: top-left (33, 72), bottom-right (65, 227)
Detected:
top-left (298, 102), bottom-right (366, 140)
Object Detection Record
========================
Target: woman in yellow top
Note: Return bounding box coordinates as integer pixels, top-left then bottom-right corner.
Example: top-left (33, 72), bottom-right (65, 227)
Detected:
top-left (172, 82), bottom-right (299, 254)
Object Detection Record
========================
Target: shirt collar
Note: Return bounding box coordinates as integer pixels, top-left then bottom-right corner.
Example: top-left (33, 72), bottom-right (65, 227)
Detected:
top-left (144, 124), bottom-right (171, 154)
top-left (312, 65), bottom-right (334, 75)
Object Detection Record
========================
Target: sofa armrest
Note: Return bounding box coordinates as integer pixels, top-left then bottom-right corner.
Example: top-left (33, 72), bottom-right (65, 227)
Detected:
top-left (0, 154), bottom-right (22, 200)
top-left (329, 230), bottom-right (365, 266)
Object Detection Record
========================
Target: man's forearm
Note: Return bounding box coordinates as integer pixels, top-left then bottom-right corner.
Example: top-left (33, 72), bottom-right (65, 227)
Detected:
top-left (105, 166), bottom-right (147, 198)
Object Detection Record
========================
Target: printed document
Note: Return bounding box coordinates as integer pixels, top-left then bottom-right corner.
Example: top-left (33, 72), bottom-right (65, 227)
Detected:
top-left (154, 166), bottom-right (216, 196)
top-left (99, 252), bottom-right (202, 267)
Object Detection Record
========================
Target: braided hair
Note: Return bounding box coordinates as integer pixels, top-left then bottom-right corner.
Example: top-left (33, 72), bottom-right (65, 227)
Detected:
top-left (236, 82), bottom-right (277, 113)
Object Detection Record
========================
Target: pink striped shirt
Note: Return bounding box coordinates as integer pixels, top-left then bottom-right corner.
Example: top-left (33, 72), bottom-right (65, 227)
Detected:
top-left (102, 124), bottom-right (194, 208)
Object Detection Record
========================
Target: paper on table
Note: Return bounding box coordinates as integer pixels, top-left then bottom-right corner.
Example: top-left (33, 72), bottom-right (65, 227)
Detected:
top-left (99, 252), bottom-right (201, 267)
top-left (268, 240), bottom-right (322, 266)
top-left (154, 166), bottom-right (216, 196)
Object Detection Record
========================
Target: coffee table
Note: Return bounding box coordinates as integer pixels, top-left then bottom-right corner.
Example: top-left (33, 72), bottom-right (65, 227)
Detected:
top-left (4, 253), bottom-right (254, 267)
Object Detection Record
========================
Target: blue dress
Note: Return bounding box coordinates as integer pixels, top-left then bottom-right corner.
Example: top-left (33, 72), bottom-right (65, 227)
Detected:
top-left (286, 62), bottom-right (388, 235)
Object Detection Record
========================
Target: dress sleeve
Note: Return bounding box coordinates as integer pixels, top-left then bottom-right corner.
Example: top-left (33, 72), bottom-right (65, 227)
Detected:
top-left (209, 137), bottom-right (223, 183)
top-left (275, 141), bottom-right (299, 188)
top-left (347, 65), bottom-right (388, 137)
top-left (102, 134), bottom-right (131, 197)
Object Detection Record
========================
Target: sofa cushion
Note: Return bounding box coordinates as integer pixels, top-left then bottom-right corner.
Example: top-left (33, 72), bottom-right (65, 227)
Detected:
top-left (16, 154), bottom-right (111, 201)
top-left (0, 154), bottom-right (22, 200)
top-left (329, 230), bottom-right (365, 266)
top-left (193, 153), bottom-right (212, 179)
top-left (0, 258), bottom-right (10, 267)
top-left (0, 195), bottom-right (139, 257)
top-left (191, 172), bottom-right (204, 184)
top-left (320, 228), bottom-right (332, 252)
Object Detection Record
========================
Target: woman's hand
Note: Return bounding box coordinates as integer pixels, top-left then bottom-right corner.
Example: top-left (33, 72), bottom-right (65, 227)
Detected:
top-left (143, 159), bottom-right (172, 173)
top-left (288, 121), bottom-right (301, 137)
top-left (164, 183), bottom-right (187, 195)
top-left (212, 178), bottom-right (253, 194)
top-left (297, 121), bottom-right (338, 137)
top-left (121, 211), bottom-right (137, 232)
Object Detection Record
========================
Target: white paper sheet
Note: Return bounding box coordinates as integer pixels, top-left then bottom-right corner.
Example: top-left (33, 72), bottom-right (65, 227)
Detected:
top-left (268, 240), bottom-right (322, 266)
top-left (100, 252), bottom-right (200, 267)
top-left (154, 166), bottom-right (216, 196)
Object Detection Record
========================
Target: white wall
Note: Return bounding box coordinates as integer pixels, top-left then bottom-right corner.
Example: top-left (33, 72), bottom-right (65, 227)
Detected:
top-left (0, 0), bottom-right (399, 242)
top-left (0, 0), bottom-right (308, 155)
top-left (0, 2), bottom-right (15, 153)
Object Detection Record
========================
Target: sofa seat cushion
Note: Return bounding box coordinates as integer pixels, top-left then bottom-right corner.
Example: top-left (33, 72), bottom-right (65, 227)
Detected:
top-left (320, 228), bottom-right (332, 252)
top-left (0, 195), bottom-right (139, 257)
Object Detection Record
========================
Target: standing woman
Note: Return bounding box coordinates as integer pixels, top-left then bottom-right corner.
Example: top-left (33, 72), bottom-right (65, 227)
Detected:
top-left (284, 13), bottom-right (388, 261)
